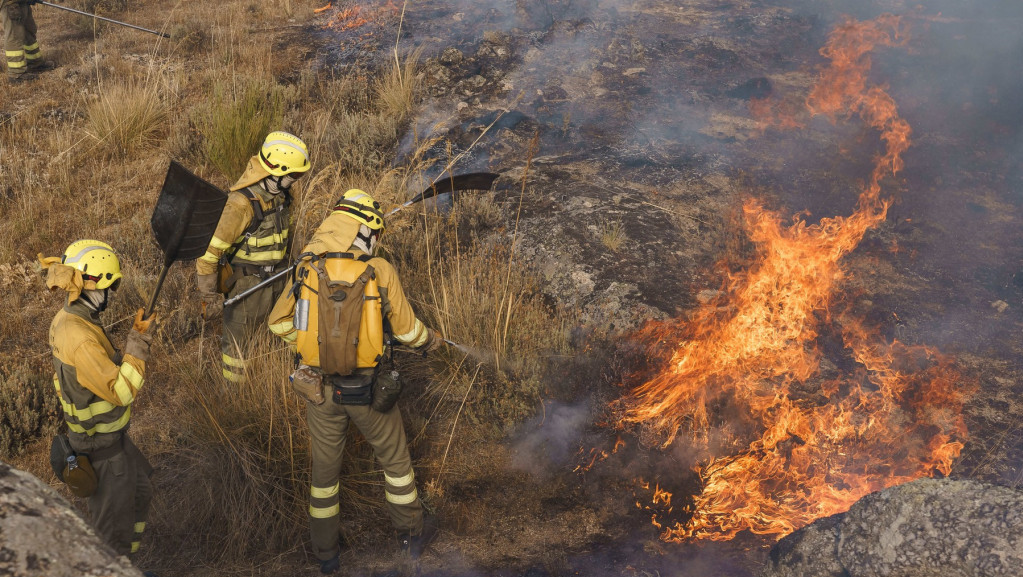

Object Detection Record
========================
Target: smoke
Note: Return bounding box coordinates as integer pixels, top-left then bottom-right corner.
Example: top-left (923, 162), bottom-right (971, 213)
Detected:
top-left (508, 400), bottom-right (594, 478)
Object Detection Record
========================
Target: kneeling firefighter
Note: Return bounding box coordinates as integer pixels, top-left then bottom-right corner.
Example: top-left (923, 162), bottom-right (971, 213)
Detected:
top-left (40, 240), bottom-right (158, 558)
top-left (268, 189), bottom-right (443, 574)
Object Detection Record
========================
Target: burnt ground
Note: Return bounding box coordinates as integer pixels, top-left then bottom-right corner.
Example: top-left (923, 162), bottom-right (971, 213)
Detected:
top-left (261, 0), bottom-right (1023, 576)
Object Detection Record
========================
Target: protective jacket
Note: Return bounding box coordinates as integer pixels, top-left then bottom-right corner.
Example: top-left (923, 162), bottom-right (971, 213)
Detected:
top-left (196, 157), bottom-right (290, 279)
top-left (49, 298), bottom-right (153, 556)
top-left (50, 299), bottom-right (147, 445)
top-left (268, 211), bottom-right (432, 358)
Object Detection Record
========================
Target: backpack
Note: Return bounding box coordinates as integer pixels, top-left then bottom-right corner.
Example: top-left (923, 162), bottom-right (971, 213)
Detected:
top-left (293, 252), bottom-right (385, 375)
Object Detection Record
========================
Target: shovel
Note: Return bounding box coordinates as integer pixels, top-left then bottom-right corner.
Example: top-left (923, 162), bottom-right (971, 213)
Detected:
top-left (146, 160), bottom-right (229, 318)
top-left (385, 172), bottom-right (500, 216)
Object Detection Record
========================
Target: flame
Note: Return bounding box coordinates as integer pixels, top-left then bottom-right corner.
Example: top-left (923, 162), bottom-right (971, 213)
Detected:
top-left (618, 14), bottom-right (970, 542)
top-left (320, 1), bottom-right (399, 31)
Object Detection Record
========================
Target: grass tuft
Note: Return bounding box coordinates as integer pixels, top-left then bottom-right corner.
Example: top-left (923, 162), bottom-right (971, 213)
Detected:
top-left (85, 74), bottom-right (169, 157)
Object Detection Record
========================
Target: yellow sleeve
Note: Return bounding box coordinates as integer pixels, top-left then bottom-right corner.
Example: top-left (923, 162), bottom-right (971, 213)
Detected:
top-left (71, 339), bottom-right (146, 407)
top-left (196, 192), bottom-right (255, 276)
top-left (268, 268), bottom-right (299, 344)
top-left (373, 259), bottom-right (430, 348)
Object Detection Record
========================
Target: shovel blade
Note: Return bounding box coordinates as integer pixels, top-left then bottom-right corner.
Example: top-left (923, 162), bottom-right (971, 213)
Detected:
top-left (407, 172), bottom-right (500, 205)
top-left (151, 160), bottom-right (229, 264)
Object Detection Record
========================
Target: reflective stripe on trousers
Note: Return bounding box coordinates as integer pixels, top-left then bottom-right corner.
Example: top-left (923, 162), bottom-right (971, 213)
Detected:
top-left (306, 391), bottom-right (424, 561)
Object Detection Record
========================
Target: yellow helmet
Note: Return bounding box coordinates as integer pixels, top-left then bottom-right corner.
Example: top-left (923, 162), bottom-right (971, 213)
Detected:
top-left (61, 240), bottom-right (122, 290)
top-left (333, 189), bottom-right (385, 231)
top-left (258, 131), bottom-right (311, 176)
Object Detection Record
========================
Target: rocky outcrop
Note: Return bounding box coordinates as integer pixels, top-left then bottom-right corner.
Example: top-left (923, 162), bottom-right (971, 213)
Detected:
top-left (0, 461), bottom-right (142, 577)
top-left (761, 478), bottom-right (1023, 577)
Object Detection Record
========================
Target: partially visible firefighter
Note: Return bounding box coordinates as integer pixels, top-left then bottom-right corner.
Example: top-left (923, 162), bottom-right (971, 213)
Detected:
top-left (197, 131), bottom-right (309, 384)
top-left (268, 189), bottom-right (443, 574)
top-left (40, 240), bottom-right (158, 563)
top-left (1, 0), bottom-right (45, 81)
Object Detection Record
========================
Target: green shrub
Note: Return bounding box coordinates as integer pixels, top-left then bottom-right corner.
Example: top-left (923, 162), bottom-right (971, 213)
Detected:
top-left (0, 362), bottom-right (60, 460)
top-left (196, 77), bottom-right (294, 180)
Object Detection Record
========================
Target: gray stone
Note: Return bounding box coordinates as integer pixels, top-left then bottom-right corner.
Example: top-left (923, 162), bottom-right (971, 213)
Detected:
top-left (761, 478), bottom-right (1023, 577)
top-left (0, 461), bottom-right (143, 577)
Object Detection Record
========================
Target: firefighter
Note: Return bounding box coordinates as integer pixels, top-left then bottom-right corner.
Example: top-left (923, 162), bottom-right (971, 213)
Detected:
top-left (197, 131), bottom-right (309, 384)
top-left (1, 0), bottom-right (43, 81)
top-left (268, 189), bottom-right (442, 574)
top-left (41, 240), bottom-right (157, 558)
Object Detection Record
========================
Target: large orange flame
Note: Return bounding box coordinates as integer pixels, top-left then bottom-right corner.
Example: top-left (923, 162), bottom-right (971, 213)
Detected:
top-left (619, 14), bottom-right (969, 542)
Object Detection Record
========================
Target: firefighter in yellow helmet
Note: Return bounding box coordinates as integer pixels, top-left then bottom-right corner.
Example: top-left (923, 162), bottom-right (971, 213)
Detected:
top-left (197, 131), bottom-right (310, 384)
top-left (1, 0), bottom-right (44, 81)
top-left (268, 189), bottom-right (443, 573)
top-left (40, 240), bottom-right (157, 558)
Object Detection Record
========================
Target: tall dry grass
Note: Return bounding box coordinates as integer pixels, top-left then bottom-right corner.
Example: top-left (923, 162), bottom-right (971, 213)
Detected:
top-left (85, 74), bottom-right (169, 157)
top-left (0, 2), bottom-right (573, 572)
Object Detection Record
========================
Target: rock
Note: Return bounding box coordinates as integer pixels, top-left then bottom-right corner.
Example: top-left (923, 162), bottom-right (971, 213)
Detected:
top-left (440, 47), bottom-right (463, 66)
top-left (991, 300), bottom-right (1009, 313)
top-left (0, 461), bottom-right (143, 577)
top-left (761, 478), bottom-right (1023, 577)
top-left (766, 513), bottom-right (846, 577)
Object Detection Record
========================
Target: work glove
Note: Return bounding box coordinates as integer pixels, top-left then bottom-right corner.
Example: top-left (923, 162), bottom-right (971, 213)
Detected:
top-left (422, 329), bottom-right (443, 353)
top-left (125, 326), bottom-right (154, 363)
top-left (197, 273), bottom-right (223, 320)
top-left (133, 308), bottom-right (159, 334)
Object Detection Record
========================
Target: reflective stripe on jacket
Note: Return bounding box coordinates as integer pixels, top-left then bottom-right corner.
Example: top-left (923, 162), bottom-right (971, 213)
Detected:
top-left (196, 184), bottom-right (290, 276)
top-left (49, 300), bottom-right (146, 439)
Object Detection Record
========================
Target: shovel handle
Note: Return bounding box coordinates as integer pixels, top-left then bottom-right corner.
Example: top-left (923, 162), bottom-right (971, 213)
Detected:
top-left (144, 263), bottom-right (171, 320)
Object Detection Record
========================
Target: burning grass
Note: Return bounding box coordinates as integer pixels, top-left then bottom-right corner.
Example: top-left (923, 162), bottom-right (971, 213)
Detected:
top-left (616, 14), bottom-right (971, 543)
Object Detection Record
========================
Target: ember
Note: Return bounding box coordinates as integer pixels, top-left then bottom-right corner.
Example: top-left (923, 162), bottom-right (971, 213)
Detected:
top-left (319, 0), bottom-right (398, 32)
top-left (618, 14), bottom-right (970, 542)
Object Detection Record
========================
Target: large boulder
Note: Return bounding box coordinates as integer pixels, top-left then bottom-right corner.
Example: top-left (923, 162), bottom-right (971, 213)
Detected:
top-left (762, 478), bottom-right (1023, 577)
top-left (0, 461), bottom-right (142, 577)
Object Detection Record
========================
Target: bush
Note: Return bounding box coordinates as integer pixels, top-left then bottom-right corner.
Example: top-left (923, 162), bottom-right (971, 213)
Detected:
top-left (0, 362), bottom-right (60, 460)
top-left (196, 77), bottom-right (294, 181)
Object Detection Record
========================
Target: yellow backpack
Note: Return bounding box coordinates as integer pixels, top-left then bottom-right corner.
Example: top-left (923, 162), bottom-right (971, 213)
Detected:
top-left (293, 252), bottom-right (385, 374)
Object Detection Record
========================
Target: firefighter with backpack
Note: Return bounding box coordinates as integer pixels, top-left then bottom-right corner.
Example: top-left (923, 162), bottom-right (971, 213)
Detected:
top-left (268, 189), bottom-right (443, 574)
top-left (196, 131), bottom-right (309, 384)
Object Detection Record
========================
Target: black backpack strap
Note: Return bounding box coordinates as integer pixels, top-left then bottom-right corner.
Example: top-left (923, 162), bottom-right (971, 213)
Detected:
top-left (238, 187), bottom-right (265, 235)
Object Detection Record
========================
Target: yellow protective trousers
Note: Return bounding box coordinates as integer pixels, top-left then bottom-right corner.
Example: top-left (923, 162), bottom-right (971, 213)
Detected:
top-left (1, 1), bottom-right (38, 76)
top-left (70, 433), bottom-right (153, 556)
top-left (220, 274), bottom-right (284, 384)
top-left (306, 381), bottom-right (423, 561)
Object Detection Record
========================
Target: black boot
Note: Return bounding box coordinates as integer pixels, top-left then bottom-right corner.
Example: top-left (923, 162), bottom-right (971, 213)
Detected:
top-left (397, 514), bottom-right (439, 559)
top-left (319, 553), bottom-right (341, 574)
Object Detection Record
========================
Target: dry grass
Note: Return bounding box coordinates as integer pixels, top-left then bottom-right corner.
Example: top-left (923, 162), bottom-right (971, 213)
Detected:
top-left (85, 72), bottom-right (169, 157)
top-left (0, 2), bottom-right (573, 573)
top-left (599, 217), bottom-right (627, 252)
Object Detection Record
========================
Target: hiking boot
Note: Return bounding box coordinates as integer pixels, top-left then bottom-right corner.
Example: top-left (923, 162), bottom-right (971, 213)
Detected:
top-left (27, 59), bottom-right (54, 72)
top-left (397, 514), bottom-right (439, 559)
top-left (7, 71), bottom-right (34, 83)
top-left (319, 553), bottom-right (341, 575)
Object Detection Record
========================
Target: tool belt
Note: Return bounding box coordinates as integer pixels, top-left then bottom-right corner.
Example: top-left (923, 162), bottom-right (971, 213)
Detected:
top-left (327, 369), bottom-right (375, 406)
